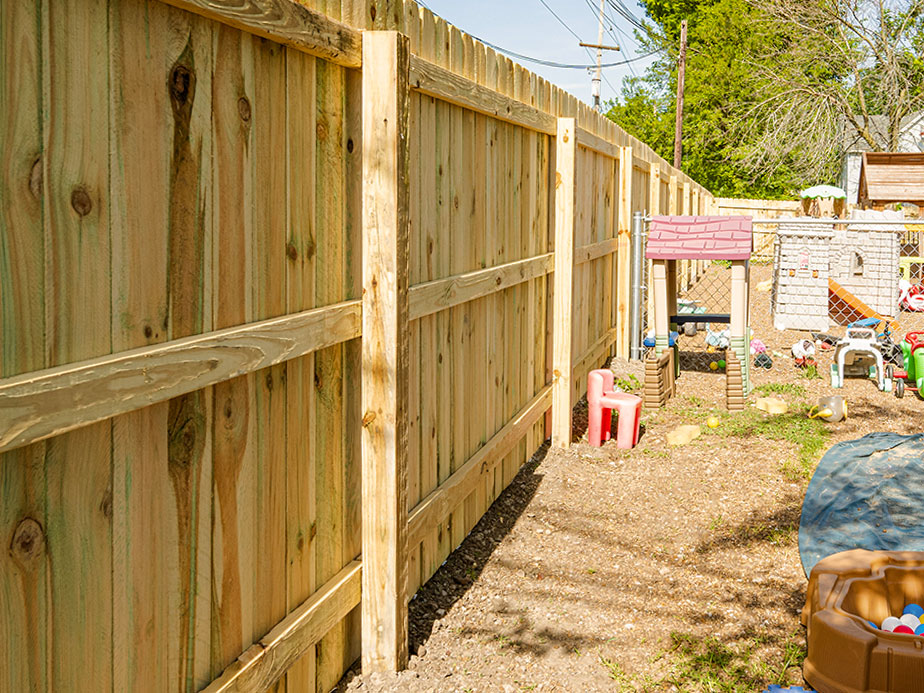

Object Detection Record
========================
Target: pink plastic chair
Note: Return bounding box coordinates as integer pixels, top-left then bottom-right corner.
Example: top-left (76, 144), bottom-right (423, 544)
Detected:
top-left (587, 369), bottom-right (642, 448)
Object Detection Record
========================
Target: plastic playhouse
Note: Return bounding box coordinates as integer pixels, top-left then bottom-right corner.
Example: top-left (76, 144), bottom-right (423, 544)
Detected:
top-left (644, 215), bottom-right (753, 409)
top-left (772, 211), bottom-right (905, 331)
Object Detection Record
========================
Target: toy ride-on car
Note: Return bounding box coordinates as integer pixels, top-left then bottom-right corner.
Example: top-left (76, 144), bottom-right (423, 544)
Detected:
top-left (887, 331), bottom-right (924, 398)
top-left (830, 327), bottom-right (890, 391)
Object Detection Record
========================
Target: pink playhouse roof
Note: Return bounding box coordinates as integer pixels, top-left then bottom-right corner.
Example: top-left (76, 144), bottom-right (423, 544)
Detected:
top-left (645, 215), bottom-right (752, 261)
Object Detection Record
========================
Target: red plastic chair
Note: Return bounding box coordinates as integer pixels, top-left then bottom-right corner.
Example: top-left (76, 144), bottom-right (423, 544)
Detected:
top-left (587, 369), bottom-right (642, 448)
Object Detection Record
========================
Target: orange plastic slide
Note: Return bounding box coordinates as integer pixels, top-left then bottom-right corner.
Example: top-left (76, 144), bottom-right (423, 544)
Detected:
top-left (828, 279), bottom-right (899, 330)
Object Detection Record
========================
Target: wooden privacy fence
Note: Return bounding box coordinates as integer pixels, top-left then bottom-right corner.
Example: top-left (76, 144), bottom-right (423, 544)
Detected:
top-left (0, 0), bottom-right (712, 691)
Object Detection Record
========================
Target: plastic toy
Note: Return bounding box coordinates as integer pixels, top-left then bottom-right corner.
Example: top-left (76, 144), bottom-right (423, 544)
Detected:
top-left (749, 337), bottom-right (766, 355)
top-left (829, 327), bottom-right (889, 391)
top-left (808, 395), bottom-right (846, 422)
top-left (899, 278), bottom-right (924, 312)
top-left (848, 317), bottom-right (903, 366)
top-left (754, 352), bottom-right (773, 369)
top-left (705, 326), bottom-right (730, 350)
top-left (802, 550), bottom-right (924, 693)
top-left (791, 339), bottom-right (816, 367)
top-left (706, 416), bottom-right (720, 428)
top-left (586, 369), bottom-right (641, 448)
top-left (645, 215), bottom-right (753, 408)
top-left (886, 331), bottom-right (924, 398)
top-left (773, 212), bottom-right (903, 331)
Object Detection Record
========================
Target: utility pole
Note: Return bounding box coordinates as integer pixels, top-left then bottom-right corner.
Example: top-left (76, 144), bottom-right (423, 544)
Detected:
top-left (580, 0), bottom-right (619, 112)
top-left (592, 0), bottom-right (605, 112)
top-left (673, 19), bottom-right (687, 170)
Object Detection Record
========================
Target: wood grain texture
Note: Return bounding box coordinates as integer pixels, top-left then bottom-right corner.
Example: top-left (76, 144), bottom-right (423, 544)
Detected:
top-left (551, 118), bottom-right (576, 447)
top-left (0, 300), bottom-right (361, 454)
top-left (360, 30), bottom-right (410, 674)
top-left (202, 561), bottom-right (361, 693)
top-left (575, 126), bottom-right (618, 160)
top-left (108, 2), bottom-right (180, 690)
top-left (156, 0), bottom-right (362, 68)
top-left (0, 1), bottom-right (47, 690)
top-left (616, 145), bottom-right (633, 358)
top-left (406, 384), bottom-right (552, 550)
top-left (313, 13), bottom-right (348, 685)
top-left (409, 252), bottom-right (554, 319)
top-left (210, 23), bottom-right (257, 680)
top-left (574, 238), bottom-right (618, 265)
top-left (250, 33), bottom-right (288, 693)
top-left (409, 55), bottom-right (556, 135)
top-left (42, 0), bottom-right (114, 688)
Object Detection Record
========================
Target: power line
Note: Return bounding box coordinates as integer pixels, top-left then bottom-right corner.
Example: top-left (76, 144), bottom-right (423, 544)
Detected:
top-left (536, 0), bottom-right (585, 42)
top-left (606, 0), bottom-right (647, 32)
top-left (472, 40), bottom-right (660, 69)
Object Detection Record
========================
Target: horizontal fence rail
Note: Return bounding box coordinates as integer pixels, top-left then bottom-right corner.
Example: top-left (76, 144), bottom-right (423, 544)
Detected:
top-left (0, 301), bottom-right (362, 453)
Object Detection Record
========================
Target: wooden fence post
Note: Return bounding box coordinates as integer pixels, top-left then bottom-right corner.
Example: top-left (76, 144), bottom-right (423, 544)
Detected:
top-left (616, 145), bottom-right (633, 358)
top-left (361, 29), bottom-right (410, 674)
top-left (551, 117), bottom-right (576, 448)
top-left (647, 166), bottom-right (661, 336)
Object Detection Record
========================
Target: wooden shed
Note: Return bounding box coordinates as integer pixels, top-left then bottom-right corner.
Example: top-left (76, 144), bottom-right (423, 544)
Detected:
top-left (858, 152), bottom-right (924, 210)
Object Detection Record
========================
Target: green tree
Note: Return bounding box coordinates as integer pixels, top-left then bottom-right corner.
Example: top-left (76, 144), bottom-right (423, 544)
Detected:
top-left (606, 0), bottom-right (924, 198)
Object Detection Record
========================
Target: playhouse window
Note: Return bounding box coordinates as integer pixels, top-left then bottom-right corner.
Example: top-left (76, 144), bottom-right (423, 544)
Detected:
top-left (851, 252), bottom-right (864, 276)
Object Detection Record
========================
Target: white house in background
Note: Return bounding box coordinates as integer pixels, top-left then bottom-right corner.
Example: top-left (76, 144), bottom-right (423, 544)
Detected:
top-left (839, 111), bottom-right (924, 204)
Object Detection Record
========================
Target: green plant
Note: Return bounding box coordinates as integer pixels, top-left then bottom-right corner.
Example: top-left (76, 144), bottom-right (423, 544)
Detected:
top-left (599, 656), bottom-right (635, 691)
top-left (659, 632), bottom-right (806, 692)
top-left (800, 364), bottom-right (821, 380)
top-left (708, 514), bottom-right (725, 531)
top-left (615, 373), bottom-right (641, 393)
top-left (753, 382), bottom-right (806, 398)
top-left (719, 406), bottom-right (828, 478)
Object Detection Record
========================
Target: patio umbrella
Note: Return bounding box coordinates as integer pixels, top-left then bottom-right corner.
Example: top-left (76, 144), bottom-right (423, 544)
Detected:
top-left (800, 184), bottom-right (847, 199)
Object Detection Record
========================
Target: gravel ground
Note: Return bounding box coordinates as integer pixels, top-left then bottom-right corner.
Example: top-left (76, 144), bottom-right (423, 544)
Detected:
top-left (335, 264), bottom-right (922, 692)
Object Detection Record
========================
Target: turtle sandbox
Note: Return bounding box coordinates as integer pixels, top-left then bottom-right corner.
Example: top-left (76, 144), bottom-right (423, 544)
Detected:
top-left (802, 549), bottom-right (924, 692)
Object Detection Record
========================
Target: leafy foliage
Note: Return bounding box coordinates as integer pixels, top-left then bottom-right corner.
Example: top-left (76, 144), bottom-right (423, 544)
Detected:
top-left (606, 0), bottom-right (924, 197)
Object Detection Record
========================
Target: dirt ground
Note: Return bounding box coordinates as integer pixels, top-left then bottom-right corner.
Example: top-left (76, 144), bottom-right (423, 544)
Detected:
top-left (335, 264), bottom-right (922, 692)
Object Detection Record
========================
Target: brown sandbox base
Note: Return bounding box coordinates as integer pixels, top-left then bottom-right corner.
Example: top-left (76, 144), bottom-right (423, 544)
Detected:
top-left (802, 549), bottom-right (924, 692)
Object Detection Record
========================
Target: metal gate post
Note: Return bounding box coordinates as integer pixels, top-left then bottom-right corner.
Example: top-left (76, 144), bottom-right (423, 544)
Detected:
top-left (629, 211), bottom-right (645, 361)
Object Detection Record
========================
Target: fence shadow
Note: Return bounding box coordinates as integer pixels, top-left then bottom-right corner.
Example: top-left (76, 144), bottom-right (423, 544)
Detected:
top-left (406, 443), bottom-right (550, 653)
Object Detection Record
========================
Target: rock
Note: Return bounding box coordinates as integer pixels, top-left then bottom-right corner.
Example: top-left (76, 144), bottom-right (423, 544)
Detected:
top-left (490, 596), bottom-right (508, 613)
top-left (417, 646), bottom-right (427, 658)
top-left (755, 396), bottom-right (788, 414)
top-left (666, 424), bottom-right (701, 446)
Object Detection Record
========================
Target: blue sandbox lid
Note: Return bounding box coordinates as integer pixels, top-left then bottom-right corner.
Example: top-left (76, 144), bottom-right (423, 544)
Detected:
top-left (799, 432), bottom-right (924, 577)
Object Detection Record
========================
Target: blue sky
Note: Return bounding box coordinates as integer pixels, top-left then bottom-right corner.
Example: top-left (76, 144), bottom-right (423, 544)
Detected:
top-left (415, 0), bottom-right (660, 107)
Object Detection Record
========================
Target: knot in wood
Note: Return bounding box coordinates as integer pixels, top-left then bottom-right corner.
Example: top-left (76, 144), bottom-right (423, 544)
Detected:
top-left (71, 187), bottom-right (92, 217)
top-left (346, 138), bottom-right (354, 154)
top-left (237, 96), bottom-right (251, 123)
top-left (170, 64), bottom-right (192, 105)
top-left (29, 156), bottom-right (42, 200)
top-left (369, 4), bottom-right (376, 20)
top-left (10, 518), bottom-right (45, 569)
top-left (362, 410), bottom-right (376, 427)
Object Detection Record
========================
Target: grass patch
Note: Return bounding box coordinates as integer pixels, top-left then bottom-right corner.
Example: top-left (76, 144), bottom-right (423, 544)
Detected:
top-left (615, 373), bottom-right (641, 393)
top-left (752, 382), bottom-right (806, 399)
top-left (717, 405), bottom-right (828, 478)
top-left (659, 632), bottom-right (806, 692)
top-left (598, 656), bottom-right (636, 692)
top-left (800, 364), bottom-right (822, 380)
